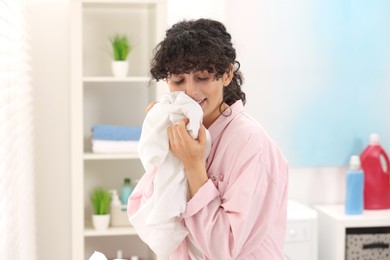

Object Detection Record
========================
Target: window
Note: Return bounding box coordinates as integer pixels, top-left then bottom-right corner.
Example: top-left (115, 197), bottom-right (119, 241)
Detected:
top-left (0, 0), bottom-right (35, 259)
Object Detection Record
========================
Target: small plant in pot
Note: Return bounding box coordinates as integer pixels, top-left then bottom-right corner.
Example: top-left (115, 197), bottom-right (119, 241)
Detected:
top-left (90, 187), bottom-right (111, 230)
top-left (110, 34), bottom-right (132, 77)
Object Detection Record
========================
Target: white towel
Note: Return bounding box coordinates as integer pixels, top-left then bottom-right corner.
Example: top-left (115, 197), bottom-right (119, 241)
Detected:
top-left (91, 140), bottom-right (139, 153)
top-left (129, 91), bottom-right (211, 259)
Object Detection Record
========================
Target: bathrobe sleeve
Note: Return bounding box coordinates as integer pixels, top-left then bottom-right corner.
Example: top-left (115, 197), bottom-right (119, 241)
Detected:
top-left (182, 128), bottom-right (284, 259)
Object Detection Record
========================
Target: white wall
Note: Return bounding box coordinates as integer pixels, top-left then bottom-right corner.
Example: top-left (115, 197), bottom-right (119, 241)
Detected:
top-left (29, 1), bottom-right (71, 260)
top-left (288, 167), bottom-right (346, 205)
top-left (225, 0), bottom-right (390, 167)
top-left (167, 0), bottom-right (225, 25)
top-left (30, 1), bottom-right (347, 260)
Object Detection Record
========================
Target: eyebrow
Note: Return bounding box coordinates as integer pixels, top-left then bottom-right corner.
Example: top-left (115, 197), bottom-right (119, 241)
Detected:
top-left (169, 70), bottom-right (213, 78)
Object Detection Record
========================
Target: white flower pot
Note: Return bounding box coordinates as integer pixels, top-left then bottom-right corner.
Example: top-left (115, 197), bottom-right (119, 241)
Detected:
top-left (111, 61), bottom-right (129, 78)
top-left (92, 214), bottom-right (110, 230)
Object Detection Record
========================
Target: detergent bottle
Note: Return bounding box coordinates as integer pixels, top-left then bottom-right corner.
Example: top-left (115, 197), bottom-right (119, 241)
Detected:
top-left (360, 133), bottom-right (390, 209)
top-left (345, 155), bottom-right (364, 215)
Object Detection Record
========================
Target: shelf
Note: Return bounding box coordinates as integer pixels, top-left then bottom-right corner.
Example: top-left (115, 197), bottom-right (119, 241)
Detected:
top-left (84, 152), bottom-right (140, 160)
top-left (83, 76), bottom-right (151, 83)
top-left (314, 204), bottom-right (390, 227)
top-left (71, 0), bottom-right (166, 257)
top-left (315, 204), bottom-right (390, 260)
top-left (85, 225), bottom-right (137, 237)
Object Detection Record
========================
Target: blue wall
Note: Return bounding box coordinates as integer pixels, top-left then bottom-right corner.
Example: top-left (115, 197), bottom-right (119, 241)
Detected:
top-left (228, 1), bottom-right (390, 167)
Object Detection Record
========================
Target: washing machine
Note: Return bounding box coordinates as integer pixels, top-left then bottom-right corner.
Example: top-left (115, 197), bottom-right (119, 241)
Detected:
top-left (284, 199), bottom-right (318, 260)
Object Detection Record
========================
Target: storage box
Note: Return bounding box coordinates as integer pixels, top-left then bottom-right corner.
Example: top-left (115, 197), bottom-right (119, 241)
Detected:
top-left (346, 227), bottom-right (390, 260)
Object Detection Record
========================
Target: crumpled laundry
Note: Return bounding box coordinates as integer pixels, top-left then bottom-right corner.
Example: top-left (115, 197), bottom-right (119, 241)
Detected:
top-left (129, 91), bottom-right (211, 259)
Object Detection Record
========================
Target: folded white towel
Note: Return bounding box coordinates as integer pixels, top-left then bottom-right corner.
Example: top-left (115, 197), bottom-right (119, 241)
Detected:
top-left (91, 140), bottom-right (139, 153)
top-left (129, 91), bottom-right (211, 259)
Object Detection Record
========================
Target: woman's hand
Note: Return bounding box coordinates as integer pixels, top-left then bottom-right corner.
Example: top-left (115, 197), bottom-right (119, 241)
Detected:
top-left (145, 101), bottom-right (157, 112)
top-left (167, 118), bottom-right (206, 166)
top-left (167, 118), bottom-right (208, 197)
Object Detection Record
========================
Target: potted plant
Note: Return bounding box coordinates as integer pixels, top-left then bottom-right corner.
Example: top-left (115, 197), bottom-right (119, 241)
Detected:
top-left (110, 34), bottom-right (132, 77)
top-left (90, 187), bottom-right (111, 230)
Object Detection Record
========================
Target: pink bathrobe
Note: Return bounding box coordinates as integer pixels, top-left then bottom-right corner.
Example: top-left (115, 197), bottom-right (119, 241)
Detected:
top-left (128, 100), bottom-right (289, 260)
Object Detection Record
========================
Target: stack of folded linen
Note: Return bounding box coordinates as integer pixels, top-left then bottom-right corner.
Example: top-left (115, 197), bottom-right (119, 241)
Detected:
top-left (91, 124), bottom-right (141, 153)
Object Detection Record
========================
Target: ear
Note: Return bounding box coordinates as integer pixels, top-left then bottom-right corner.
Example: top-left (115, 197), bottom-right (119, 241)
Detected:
top-left (223, 64), bottom-right (234, 87)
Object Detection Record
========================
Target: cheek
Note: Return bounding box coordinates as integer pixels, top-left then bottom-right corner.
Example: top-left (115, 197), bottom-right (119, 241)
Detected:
top-left (209, 83), bottom-right (224, 97)
top-left (168, 84), bottom-right (183, 92)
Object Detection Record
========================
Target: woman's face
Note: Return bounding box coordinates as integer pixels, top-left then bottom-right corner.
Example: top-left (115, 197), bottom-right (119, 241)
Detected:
top-left (167, 70), bottom-right (232, 128)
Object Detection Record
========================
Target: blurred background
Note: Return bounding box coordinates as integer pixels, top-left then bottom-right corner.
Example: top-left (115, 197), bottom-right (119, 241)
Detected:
top-left (1, 0), bottom-right (389, 259)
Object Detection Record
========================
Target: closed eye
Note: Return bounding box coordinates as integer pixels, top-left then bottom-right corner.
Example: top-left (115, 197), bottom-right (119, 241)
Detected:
top-left (173, 79), bottom-right (184, 85)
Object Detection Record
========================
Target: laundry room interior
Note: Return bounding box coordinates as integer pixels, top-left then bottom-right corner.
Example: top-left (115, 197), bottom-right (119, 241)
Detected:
top-left (2, 0), bottom-right (390, 260)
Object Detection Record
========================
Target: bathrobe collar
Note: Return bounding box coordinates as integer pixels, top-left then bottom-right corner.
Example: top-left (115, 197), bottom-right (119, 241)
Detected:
top-left (207, 100), bottom-right (244, 143)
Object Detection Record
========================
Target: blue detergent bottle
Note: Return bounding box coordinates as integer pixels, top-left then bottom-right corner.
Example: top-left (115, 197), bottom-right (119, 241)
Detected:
top-left (120, 178), bottom-right (133, 205)
top-left (345, 155), bottom-right (364, 215)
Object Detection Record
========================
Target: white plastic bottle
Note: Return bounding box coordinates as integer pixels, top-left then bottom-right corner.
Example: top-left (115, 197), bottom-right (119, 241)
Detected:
top-left (109, 189), bottom-right (121, 208)
top-left (113, 249), bottom-right (128, 260)
top-left (110, 189), bottom-right (131, 226)
top-left (109, 190), bottom-right (120, 225)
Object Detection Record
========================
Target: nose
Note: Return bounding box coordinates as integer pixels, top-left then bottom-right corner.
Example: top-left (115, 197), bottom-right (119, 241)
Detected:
top-left (184, 79), bottom-right (199, 97)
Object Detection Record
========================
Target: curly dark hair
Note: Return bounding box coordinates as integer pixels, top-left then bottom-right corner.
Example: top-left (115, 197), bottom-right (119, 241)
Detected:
top-left (150, 18), bottom-right (246, 106)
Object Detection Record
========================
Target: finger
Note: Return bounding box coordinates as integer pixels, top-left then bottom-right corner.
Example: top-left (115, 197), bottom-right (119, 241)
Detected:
top-left (170, 123), bottom-right (182, 143)
top-left (167, 125), bottom-right (173, 142)
top-left (182, 118), bottom-right (189, 125)
top-left (168, 124), bottom-right (180, 142)
top-left (167, 125), bottom-right (178, 151)
top-left (176, 118), bottom-right (189, 132)
top-left (176, 119), bottom-right (191, 142)
top-left (145, 101), bottom-right (157, 112)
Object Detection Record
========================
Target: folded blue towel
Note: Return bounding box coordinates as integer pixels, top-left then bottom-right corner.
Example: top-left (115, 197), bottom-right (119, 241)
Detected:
top-left (92, 125), bottom-right (142, 141)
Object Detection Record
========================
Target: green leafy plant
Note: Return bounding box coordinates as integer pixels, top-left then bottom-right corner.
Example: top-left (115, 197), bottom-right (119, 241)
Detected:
top-left (110, 34), bottom-right (132, 61)
top-left (90, 187), bottom-right (111, 215)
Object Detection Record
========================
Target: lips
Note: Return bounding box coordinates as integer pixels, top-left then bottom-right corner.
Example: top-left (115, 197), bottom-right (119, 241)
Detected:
top-left (196, 98), bottom-right (206, 106)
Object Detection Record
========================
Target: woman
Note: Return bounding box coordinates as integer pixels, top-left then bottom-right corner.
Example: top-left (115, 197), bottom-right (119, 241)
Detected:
top-left (128, 18), bottom-right (288, 260)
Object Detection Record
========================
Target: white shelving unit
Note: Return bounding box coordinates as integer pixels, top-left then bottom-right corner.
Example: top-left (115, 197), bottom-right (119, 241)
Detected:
top-left (314, 204), bottom-right (390, 260)
top-left (70, 1), bottom-right (167, 259)
top-left (84, 226), bottom-right (138, 237)
top-left (83, 152), bottom-right (140, 160)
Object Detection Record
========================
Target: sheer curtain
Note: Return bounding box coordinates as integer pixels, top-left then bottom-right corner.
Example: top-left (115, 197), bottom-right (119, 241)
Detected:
top-left (0, 0), bottom-right (36, 259)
